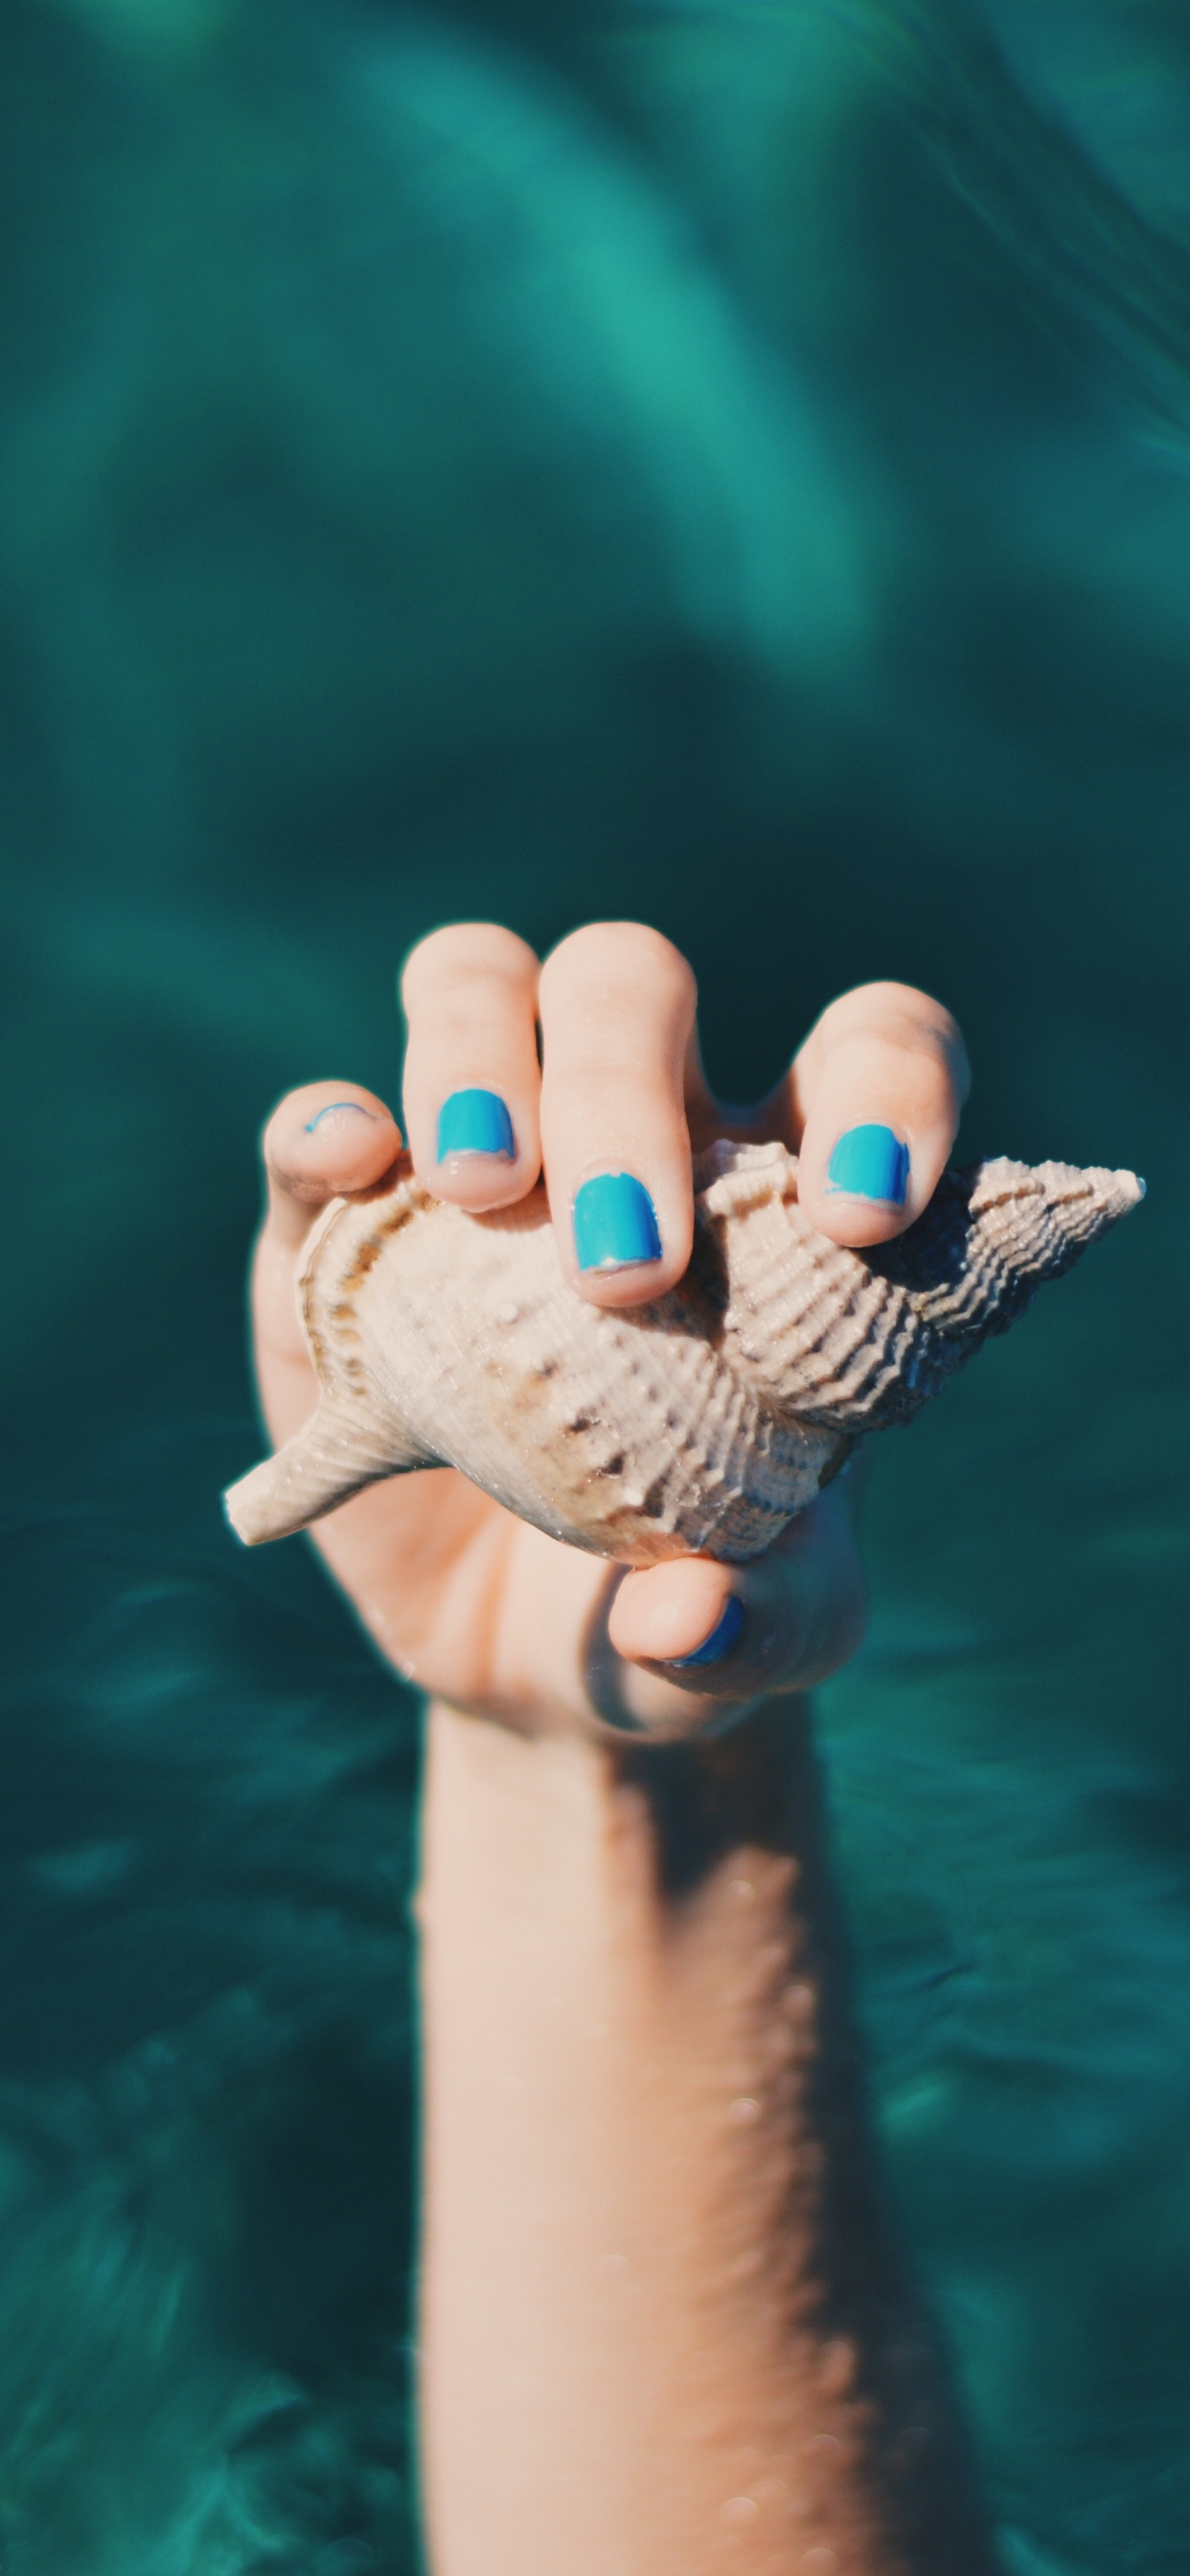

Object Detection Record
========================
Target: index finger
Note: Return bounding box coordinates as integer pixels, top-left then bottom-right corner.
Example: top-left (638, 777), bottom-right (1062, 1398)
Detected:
top-left (776, 982), bottom-right (970, 1248)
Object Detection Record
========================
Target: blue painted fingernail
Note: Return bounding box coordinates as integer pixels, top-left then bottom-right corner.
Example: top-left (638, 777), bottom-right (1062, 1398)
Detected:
top-left (671, 1595), bottom-right (744, 1668)
top-left (573, 1172), bottom-right (662, 1273)
top-left (826, 1123), bottom-right (909, 1206)
top-left (437, 1088), bottom-right (515, 1162)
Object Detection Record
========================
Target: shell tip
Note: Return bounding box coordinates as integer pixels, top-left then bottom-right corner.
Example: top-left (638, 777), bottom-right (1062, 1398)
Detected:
top-left (223, 1465), bottom-right (285, 1548)
top-left (1109, 1167), bottom-right (1145, 1215)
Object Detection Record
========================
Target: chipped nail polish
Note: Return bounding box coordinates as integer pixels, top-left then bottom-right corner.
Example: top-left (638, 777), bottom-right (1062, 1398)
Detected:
top-left (437, 1088), bottom-right (515, 1162)
top-left (573, 1172), bottom-right (662, 1273)
top-left (304, 1100), bottom-right (378, 1134)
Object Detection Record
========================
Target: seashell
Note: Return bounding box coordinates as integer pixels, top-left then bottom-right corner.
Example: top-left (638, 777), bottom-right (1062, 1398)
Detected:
top-left (224, 1140), bottom-right (1142, 1567)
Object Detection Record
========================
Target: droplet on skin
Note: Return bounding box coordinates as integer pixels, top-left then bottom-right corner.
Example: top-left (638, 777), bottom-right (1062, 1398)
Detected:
top-left (721, 2496), bottom-right (760, 2526)
top-left (497, 1301), bottom-right (520, 1325)
top-left (730, 1878), bottom-right (756, 1903)
top-left (799, 2552), bottom-right (837, 2573)
top-left (728, 2095), bottom-right (762, 2126)
top-left (801, 2432), bottom-right (841, 2459)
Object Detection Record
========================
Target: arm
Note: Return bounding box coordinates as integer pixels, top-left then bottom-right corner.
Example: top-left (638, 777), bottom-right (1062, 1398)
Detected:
top-left (245, 921), bottom-right (986, 2574)
top-left (419, 1693), bottom-right (990, 2576)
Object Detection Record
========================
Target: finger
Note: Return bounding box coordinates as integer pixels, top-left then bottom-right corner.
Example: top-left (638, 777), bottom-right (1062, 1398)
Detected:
top-left (254, 1081), bottom-right (402, 1431)
top-left (262, 1080), bottom-right (403, 1252)
top-left (400, 924), bottom-right (541, 1211)
top-left (680, 1020), bottom-right (724, 1153)
top-left (782, 982), bottom-right (970, 1248)
top-left (608, 1554), bottom-right (739, 1668)
top-left (605, 1481), bottom-right (866, 1736)
top-left (538, 922), bottom-right (698, 1307)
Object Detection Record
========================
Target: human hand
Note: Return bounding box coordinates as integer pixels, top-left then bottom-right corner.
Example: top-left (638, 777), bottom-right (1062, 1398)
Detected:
top-left (249, 922), bottom-right (968, 1738)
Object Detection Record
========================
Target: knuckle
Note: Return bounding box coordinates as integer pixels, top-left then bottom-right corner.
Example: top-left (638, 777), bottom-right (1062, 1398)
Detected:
top-left (401, 923), bottom-right (538, 1011)
top-left (812, 982), bottom-right (969, 1103)
top-left (543, 921), bottom-right (696, 1012)
top-left (819, 978), bottom-right (959, 1041)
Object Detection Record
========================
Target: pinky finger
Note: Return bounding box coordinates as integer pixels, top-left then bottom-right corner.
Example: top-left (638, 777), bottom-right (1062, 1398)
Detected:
top-left (253, 1081), bottom-right (402, 1428)
top-left (262, 1082), bottom-right (402, 1250)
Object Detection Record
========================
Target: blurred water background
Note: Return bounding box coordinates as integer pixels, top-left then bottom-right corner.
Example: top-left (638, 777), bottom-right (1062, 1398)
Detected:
top-left (0, 0), bottom-right (1187, 2566)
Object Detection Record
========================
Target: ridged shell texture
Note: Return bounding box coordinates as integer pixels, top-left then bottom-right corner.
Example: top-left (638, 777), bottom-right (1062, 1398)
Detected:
top-left (225, 1140), bottom-right (1142, 1565)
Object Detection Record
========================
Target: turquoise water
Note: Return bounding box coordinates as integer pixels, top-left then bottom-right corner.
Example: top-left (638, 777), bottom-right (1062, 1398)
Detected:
top-left (1, 2), bottom-right (1187, 2567)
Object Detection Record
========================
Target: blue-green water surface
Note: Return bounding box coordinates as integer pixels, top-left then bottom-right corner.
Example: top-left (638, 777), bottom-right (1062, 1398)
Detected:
top-left (1, 2), bottom-right (1188, 2567)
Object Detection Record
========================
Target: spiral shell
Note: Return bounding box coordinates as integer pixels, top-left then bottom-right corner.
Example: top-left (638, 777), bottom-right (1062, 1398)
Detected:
top-left (224, 1139), bottom-right (1142, 1565)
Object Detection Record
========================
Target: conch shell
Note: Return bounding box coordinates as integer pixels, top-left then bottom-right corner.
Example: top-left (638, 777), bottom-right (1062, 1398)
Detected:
top-left (225, 1140), bottom-right (1142, 1566)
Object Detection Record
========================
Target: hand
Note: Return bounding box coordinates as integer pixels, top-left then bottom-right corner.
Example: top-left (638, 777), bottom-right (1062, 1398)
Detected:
top-left (249, 922), bottom-right (968, 1738)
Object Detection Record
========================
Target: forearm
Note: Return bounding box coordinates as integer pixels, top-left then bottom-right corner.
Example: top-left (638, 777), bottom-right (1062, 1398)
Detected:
top-left (416, 1697), bottom-right (992, 2576)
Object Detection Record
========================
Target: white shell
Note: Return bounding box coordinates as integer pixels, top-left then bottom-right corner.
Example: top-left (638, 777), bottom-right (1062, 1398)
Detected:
top-left (225, 1140), bottom-right (1142, 1565)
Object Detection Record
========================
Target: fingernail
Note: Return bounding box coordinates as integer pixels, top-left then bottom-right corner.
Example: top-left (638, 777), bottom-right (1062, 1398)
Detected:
top-left (573, 1172), bottom-right (662, 1273)
top-left (826, 1123), bottom-right (909, 1206)
top-left (304, 1100), bottom-right (379, 1134)
top-left (437, 1088), bottom-right (515, 1162)
top-left (670, 1595), bottom-right (744, 1668)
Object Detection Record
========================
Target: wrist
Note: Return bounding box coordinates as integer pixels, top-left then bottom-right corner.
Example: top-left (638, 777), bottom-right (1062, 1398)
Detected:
top-left (416, 1697), bottom-right (991, 2573)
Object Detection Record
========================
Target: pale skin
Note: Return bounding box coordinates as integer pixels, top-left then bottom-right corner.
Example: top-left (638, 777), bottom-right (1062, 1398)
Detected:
top-left (249, 922), bottom-right (993, 2574)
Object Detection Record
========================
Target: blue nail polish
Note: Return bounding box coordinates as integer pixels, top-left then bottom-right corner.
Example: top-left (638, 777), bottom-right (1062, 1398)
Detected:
top-left (573, 1172), bottom-right (662, 1273)
top-left (826, 1123), bottom-right (909, 1206)
top-left (437, 1088), bottom-right (515, 1162)
top-left (671, 1595), bottom-right (744, 1668)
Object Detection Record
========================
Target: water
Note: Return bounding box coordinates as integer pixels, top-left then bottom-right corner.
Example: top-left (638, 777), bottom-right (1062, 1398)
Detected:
top-left (0, 1), bottom-right (1187, 2566)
